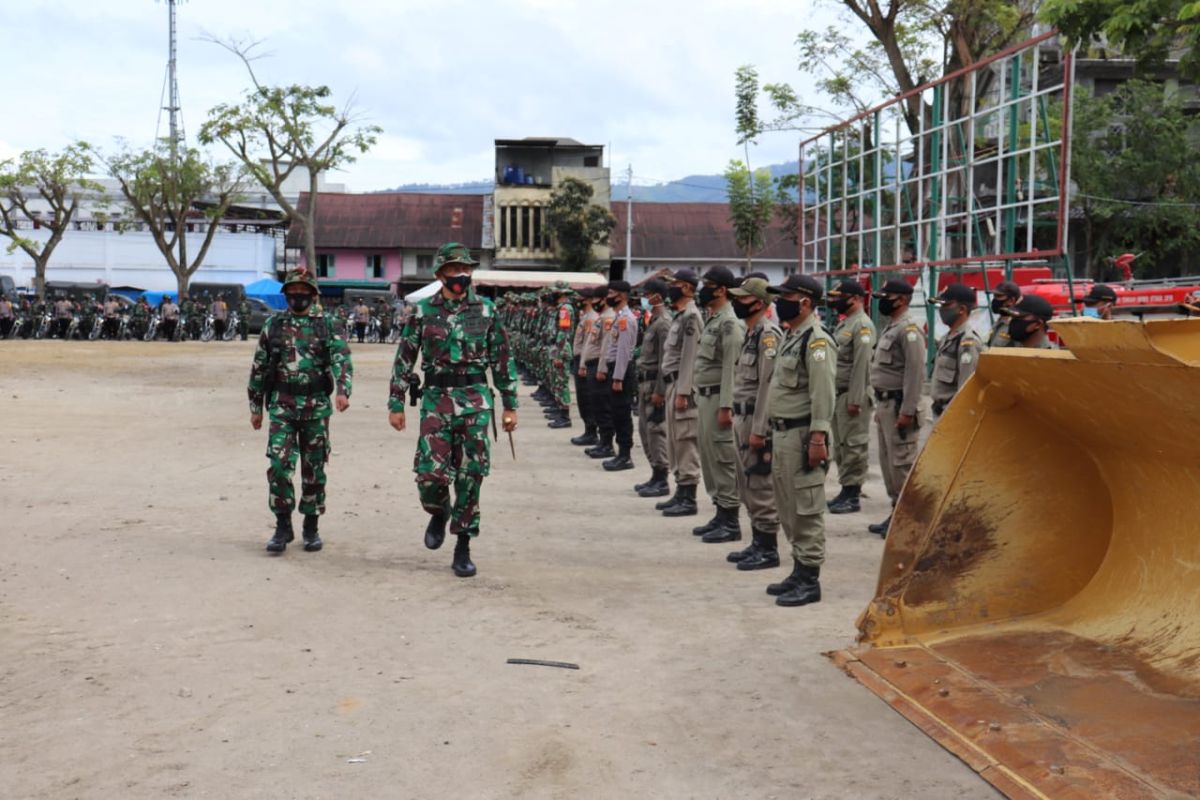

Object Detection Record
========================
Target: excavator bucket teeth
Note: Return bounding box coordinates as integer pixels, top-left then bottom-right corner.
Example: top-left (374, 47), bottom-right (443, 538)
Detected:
top-left (833, 318), bottom-right (1200, 800)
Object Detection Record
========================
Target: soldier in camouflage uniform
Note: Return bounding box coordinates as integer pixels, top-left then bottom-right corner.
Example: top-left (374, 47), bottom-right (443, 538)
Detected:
top-left (388, 243), bottom-right (519, 578)
top-left (547, 281), bottom-right (576, 429)
top-left (248, 267), bottom-right (353, 554)
top-left (238, 297), bottom-right (251, 341)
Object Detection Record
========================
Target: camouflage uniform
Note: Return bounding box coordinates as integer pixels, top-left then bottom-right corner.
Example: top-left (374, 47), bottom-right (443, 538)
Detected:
top-left (388, 250), bottom-right (518, 539)
top-left (248, 279), bottom-right (353, 517)
top-left (238, 299), bottom-right (250, 340)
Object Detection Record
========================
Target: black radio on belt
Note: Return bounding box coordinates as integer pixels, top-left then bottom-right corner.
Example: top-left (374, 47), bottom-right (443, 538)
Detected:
top-left (697, 385), bottom-right (720, 397)
top-left (732, 401), bottom-right (756, 416)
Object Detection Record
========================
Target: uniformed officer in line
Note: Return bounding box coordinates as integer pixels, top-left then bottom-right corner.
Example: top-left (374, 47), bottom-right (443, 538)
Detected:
top-left (570, 287), bottom-right (600, 445)
top-left (826, 280), bottom-right (876, 515)
top-left (931, 284), bottom-right (985, 418)
top-left (633, 278), bottom-right (673, 497)
top-left (690, 266), bottom-right (746, 543)
top-left (547, 281), bottom-right (576, 429)
top-left (867, 278), bottom-right (926, 538)
top-left (387, 243), bottom-right (518, 578)
top-left (986, 281), bottom-right (1021, 348)
top-left (1081, 283), bottom-right (1117, 319)
top-left (723, 277), bottom-right (783, 566)
top-left (584, 289), bottom-right (618, 459)
top-left (655, 268), bottom-right (704, 517)
top-left (1004, 294), bottom-right (1056, 349)
top-left (597, 280), bottom-right (639, 471)
top-left (762, 275), bottom-right (835, 606)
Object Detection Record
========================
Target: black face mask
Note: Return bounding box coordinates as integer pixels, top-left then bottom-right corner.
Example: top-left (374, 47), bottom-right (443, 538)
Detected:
top-left (444, 274), bottom-right (471, 295)
top-left (832, 298), bottom-right (852, 315)
top-left (668, 286), bottom-right (685, 304)
top-left (732, 299), bottom-right (757, 320)
top-left (776, 298), bottom-right (802, 323)
top-left (938, 305), bottom-right (961, 326)
top-left (990, 297), bottom-right (1008, 314)
top-left (594, 300), bottom-right (607, 312)
top-left (1008, 316), bottom-right (1039, 342)
top-left (606, 295), bottom-right (620, 307)
top-left (286, 294), bottom-right (313, 314)
top-left (878, 297), bottom-right (898, 316)
top-left (697, 285), bottom-right (718, 307)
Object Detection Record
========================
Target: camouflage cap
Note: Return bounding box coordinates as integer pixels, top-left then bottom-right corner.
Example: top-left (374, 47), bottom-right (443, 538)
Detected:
top-left (729, 277), bottom-right (772, 303)
top-left (552, 279), bottom-right (576, 297)
top-left (282, 266), bottom-right (319, 293)
top-left (433, 242), bottom-right (479, 272)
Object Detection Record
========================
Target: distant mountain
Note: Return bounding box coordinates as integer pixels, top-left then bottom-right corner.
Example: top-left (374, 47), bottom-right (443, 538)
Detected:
top-left (382, 161), bottom-right (801, 203)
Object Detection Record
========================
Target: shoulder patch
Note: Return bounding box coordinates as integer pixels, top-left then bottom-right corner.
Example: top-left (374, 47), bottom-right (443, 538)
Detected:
top-left (962, 339), bottom-right (975, 347)
top-left (582, 320), bottom-right (593, 333)
top-left (603, 318), bottom-right (614, 331)
top-left (858, 326), bottom-right (872, 336)
top-left (860, 334), bottom-right (872, 343)
top-left (761, 333), bottom-right (778, 352)
top-left (904, 324), bottom-right (920, 333)
top-left (906, 331), bottom-right (918, 342)
top-left (618, 316), bottom-right (629, 332)
top-left (961, 352), bottom-right (975, 364)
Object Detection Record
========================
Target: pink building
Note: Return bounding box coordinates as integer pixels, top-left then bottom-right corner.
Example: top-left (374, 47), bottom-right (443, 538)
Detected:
top-left (287, 192), bottom-right (490, 295)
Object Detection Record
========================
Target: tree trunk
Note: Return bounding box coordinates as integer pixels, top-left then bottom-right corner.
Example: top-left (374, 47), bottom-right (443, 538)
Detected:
top-left (177, 272), bottom-right (190, 302)
top-left (34, 257), bottom-right (47, 301)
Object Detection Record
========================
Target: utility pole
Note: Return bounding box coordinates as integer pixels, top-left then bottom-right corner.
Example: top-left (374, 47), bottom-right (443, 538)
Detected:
top-left (160, 0), bottom-right (185, 163)
top-left (625, 164), bottom-right (633, 279)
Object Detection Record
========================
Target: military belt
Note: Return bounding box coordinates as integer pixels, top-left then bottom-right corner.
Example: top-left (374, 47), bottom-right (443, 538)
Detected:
top-left (424, 370), bottom-right (488, 388)
top-left (638, 369), bottom-right (659, 383)
top-left (663, 371), bottom-right (677, 385)
top-left (874, 389), bottom-right (903, 402)
top-left (697, 384), bottom-right (721, 398)
top-left (279, 376), bottom-right (323, 395)
top-left (732, 401), bottom-right (756, 416)
top-left (769, 415), bottom-right (811, 431)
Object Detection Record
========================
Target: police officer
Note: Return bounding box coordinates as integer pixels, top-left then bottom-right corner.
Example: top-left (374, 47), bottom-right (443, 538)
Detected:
top-left (867, 278), bottom-right (926, 538)
top-left (248, 267), bottom-right (353, 553)
top-left (987, 281), bottom-right (1021, 348)
top-left (724, 277), bottom-right (782, 565)
top-left (0, 295), bottom-right (14, 339)
top-left (598, 280), bottom-right (639, 471)
top-left (691, 266), bottom-right (745, 543)
top-left (238, 297), bottom-right (251, 341)
top-left (584, 289), bottom-right (618, 459)
top-left (656, 268), bottom-right (703, 517)
top-left (763, 275), bottom-right (835, 606)
top-left (388, 243), bottom-right (518, 578)
top-left (827, 280), bottom-right (876, 514)
top-left (160, 295), bottom-right (181, 341)
top-left (1081, 284), bottom-right (1117, 319)
top-left (571, 287), bottom-right (601, 446)
top-left (633, 278), bottom-right (672, 497)
top-left (931, 284), bottom-right (984, 418)
top-left (353, 298), bottom-right (371, 344)
top-left (212, 294), bottom-right (229, 341)
top-left (1005, 294), bottom-right (1055, 349)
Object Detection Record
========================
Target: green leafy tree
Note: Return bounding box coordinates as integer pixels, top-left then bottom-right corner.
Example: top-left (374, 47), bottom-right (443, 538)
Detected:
top-left (545, 177), bottom-right (616, 272)
top-left (103, 145), bottom-right (247, 298)
top-left (1043, 0), bottom-right (1200, 79)
top-left (0, 144), bottom-right (99, 299)
top-left (198, 38), bottom-right (381, 274)
top-left (725, 160), bottom-right (776, 269)
top-left (1070, 80), bottom-right (1200, 279)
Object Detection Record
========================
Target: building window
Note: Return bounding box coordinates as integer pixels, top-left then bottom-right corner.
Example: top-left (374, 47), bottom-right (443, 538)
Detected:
top-left (584, 155), bottom-right (600, 167)
top-left (416, 254), bottom-right (434, 276)
top-left (498, 207), bottom-right (508, 249)
top-left (366, 253), bottom-right (383, 279)
top-left (533, 206), bottom-right (543, 250)
top-left (317, 253), bottom-right (336, 278)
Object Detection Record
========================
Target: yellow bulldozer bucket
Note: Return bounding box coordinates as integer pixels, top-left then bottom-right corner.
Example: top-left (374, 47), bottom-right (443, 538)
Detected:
top-left (832, 318), bottom-right (1200, 799)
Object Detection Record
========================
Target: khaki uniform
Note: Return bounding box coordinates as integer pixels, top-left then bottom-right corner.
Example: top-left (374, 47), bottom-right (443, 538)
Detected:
top-left (660, 301), bottom-right (702, 487)
top-left (637, 304), bottom-right (671, 470)
top-left (733, 316), bottom-right (782, 535)
top-left (766, 314), bottom-right (835, 566)
top-left (831, 309), bottom-right (877, 488)
top-left (590, 307), bottom-right (618, 442)
top-left (573, 307), bottom-right (599, 432)
top-left (694, 303), bottom-right (745, 510)
top-left (931, 326), bottom-right (984, 416)
top-left (869, 312), bottom-right (926, 503)
top-left (987, 317), bottom-right (1014, 348)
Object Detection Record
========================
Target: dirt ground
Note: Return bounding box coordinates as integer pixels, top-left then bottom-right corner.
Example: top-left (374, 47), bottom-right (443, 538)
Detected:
top-left (0, 341), bottom-right (997, 800)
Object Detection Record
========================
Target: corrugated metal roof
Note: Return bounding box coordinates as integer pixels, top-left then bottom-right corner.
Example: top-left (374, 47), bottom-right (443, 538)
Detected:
top-left (611, 202), bottom-right (798, 262)
top-left (286, 192), bottom-right (483, 250)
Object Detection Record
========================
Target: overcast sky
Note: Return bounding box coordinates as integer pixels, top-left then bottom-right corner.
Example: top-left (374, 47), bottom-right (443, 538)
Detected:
top-left (1, 0), bottom-right (855, 192)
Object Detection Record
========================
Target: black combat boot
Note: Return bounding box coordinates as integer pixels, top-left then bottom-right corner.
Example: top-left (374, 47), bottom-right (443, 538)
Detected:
top-left (776, 564), bottom-right (821, 606)
top-left (265, 513), bottom-right (294, 553)
top-left (548, 409), bottom-right (573, 429)
top-left (766, 559), bottom-right (804, 596)
top-left (701, 506), bottom-right (742, 543)
top-left (570, 428), bottom-right (598, 447)
top-left (425, 512), bottom-right (447, 550)
top-left (655, 488), bottom-right (683, 512)
top-left (633, 470), bottom-right (658, 493)
top-left (637, 468), bottom-right (670, 498)
top-left (826, 485), bottom-right (850, 509)
top-left (662, 484), bottom-right (698, 517)
top-left (692, 508), bottom-right (721, 537)
top-left (603, 451), bottom-right (634, 471)
top-left (726, 531), bottom-right (761, 563)
top-left (829, 485), bottom-right (861, 514)
top-left (585, 439), bottom-right (615, 459)
top-left (302, 514), bottom-right (323, 552)
top-left (531, 386), bottom-right (550, 402)
top-left (737, 531), bottom-right (780, 570)
top-left (452, 534), bottom-right (476, 578)
top-left (868, 514), bottom-right (891, 537)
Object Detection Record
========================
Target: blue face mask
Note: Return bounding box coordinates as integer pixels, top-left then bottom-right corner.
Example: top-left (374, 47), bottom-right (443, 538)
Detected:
top-left (640, 298), bottom-right (651, 312)
top-left (1082, 306), bottom-right (1100, 318)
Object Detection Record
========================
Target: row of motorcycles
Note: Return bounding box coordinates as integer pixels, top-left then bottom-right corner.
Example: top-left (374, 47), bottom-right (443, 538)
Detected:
top-left (2, 309), bottom-right (243, 341)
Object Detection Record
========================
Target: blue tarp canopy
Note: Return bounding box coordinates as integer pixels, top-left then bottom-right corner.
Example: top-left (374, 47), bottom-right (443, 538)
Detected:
top-left (245, 278), bottom-right (286, 310)
top-left (139, 289), bottom-right (181, 307)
